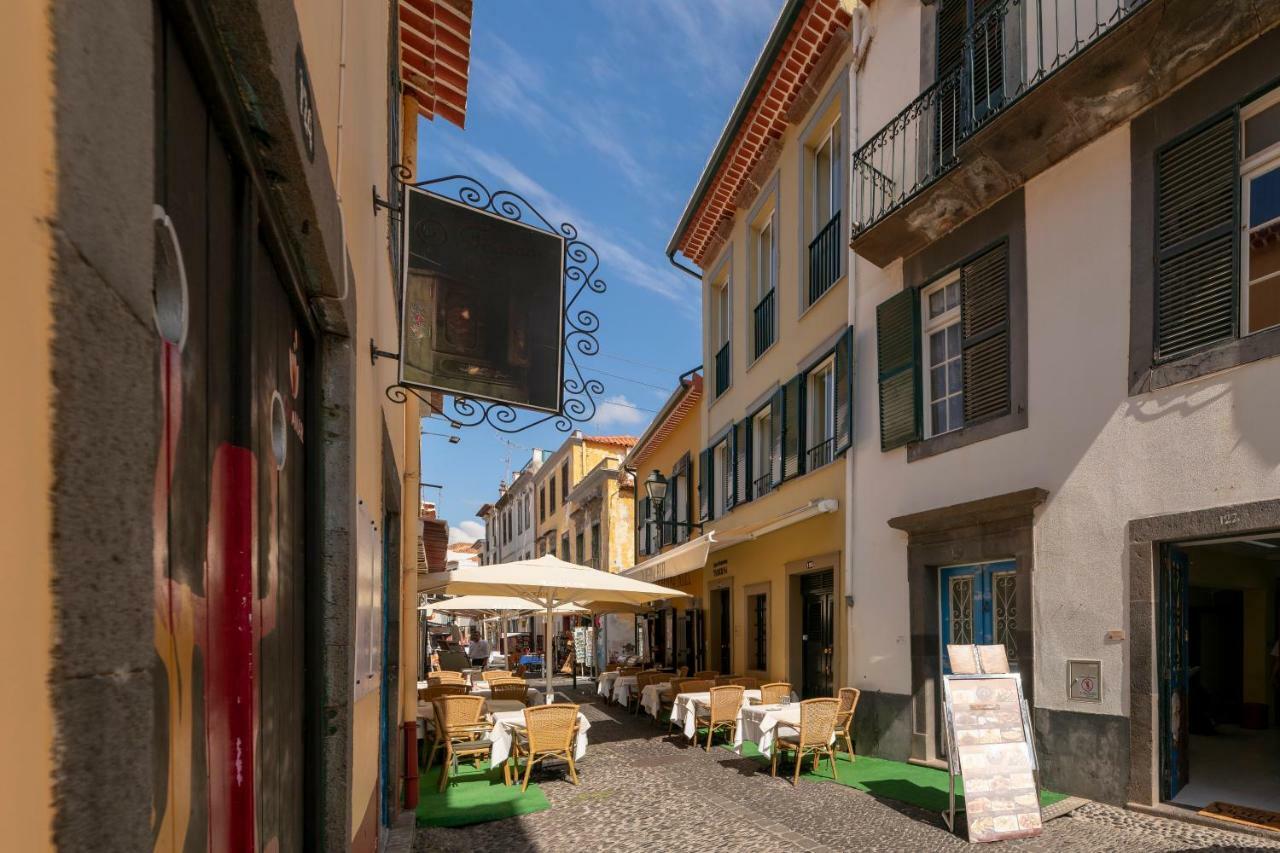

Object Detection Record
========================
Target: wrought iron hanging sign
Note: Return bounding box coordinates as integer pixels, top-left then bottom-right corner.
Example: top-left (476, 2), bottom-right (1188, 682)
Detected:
top-left (381, 171), bottom-right (607, 434)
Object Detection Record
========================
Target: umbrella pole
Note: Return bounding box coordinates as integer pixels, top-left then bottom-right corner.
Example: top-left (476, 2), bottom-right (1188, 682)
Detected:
top-left (544, 600), bottom-right (554, 703)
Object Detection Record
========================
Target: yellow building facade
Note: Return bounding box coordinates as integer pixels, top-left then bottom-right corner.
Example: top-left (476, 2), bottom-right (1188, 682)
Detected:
top-left (665, 1), bottom-right (855, 697)
top-left (533, 432), bottom-right (636, 571)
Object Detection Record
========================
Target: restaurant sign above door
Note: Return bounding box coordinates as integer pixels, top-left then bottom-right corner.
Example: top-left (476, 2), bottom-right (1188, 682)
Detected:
top-left (399, 185), bottom-right (565, 413)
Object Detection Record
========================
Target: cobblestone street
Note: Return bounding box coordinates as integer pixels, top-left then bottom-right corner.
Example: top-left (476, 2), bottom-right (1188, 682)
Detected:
top-left (416, 682), bottom-right (1280, 853)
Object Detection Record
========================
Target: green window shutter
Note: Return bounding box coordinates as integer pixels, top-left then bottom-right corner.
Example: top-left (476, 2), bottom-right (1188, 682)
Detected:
top-left (723, 433), bottom-right (736, 511)
top-left (735, 419), bottom-right (752, 503)
top-left (781, 374), bottom-right (805, 480)
top-left (698, 448), bottom-right (712, 522)
top-left (834, 326), bottom-right (854, 454)
top-left (960, 244), bottom-right (1011, 424)
top-left (1154, 114), bottom-right (1239, 362)
top-left (770, 385), bottom-right (785, 487)
top-left (635, 494), bottom-right (646, 557)
top-left (876, 289), bottom-right (922, 451)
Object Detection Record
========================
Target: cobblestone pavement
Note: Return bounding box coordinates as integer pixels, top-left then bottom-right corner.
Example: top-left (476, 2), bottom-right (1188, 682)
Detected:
top-left (416, 682), bottom-right (1280, 853)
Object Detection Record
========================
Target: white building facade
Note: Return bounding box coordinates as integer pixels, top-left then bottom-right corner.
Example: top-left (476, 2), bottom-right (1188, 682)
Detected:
top-left (844, 0), bottom-right (1280, 812)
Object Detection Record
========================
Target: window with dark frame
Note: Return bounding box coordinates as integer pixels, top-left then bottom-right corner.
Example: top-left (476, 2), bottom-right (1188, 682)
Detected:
top-left (539, 487), bottom-right (546, 521)
top-left (749, 592), bottom-right (767, 672)
top-left (590, 522), bottom-right (601, 569)
top-left (561, 462), bottom-right (570, 504)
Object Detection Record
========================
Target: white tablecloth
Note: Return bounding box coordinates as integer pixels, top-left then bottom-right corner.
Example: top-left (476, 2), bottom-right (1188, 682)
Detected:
top-left (416, 698), bottom-right (527, 722)
top-left (670, 690), bottom-right (762, 740)
top-left (470, 682), bottom-right (544, 705)
top-left (596, 671), bottom-right (620, 698)
top-left (611, 675), bottom-right (639, 704)
top-left (638, 682), bottom-right (673, 717)
top-left (489, 709), bottom-right (591, 766)
top-left (736, 703), bottom-right (836, 758)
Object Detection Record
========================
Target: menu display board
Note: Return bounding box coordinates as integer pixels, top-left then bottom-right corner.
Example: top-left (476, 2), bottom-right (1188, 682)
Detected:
top-left (942, 645), bottom-right (1041, 843)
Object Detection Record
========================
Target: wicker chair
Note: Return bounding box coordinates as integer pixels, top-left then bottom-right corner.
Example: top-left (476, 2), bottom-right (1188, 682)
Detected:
top-left (428, 695), bottom-right (502, 791)
top-left (676, 665), bottom-right (689, 678)
top-left (512, 703), bottom-right (581, 791)
top-left (630, 671), bottom-right (663, 714)
top-left (759, 682), bottom-right (792, 705)
top-left (695, 685), bottom-right (744, 751)
top-left (482, 670), bottom-right (514, 684)
top-left (668, 679), bottom-right (712, 733)
top-left (771, 698), bottom-right (839, 785)
top-left (604, 663), bottom-right (621, 673)
top-left (712, 675), bottom-right (739, 687)
top-left (490, 683), bottom-right (531, 704)
top-left (428, 671), bottom-right (466, 686)
top-left (729, 676), bottom-right (759, 689)
top-left (693, 670), bottom-right (718, 680)
top-left (489, 677), bottom-right (527, 688)
top-left (657, 677), bottom-right (689, 725)
top-left (620, 666), bottom-right (641, 677)
top-left (835, 688), bottom-right (861, 762)
top-left (418, 684), bottom-right (467, 703)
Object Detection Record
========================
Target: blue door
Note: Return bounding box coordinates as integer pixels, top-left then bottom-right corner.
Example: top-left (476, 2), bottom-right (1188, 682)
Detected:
top-left (1159, 545), bottom-right (1190, 799)
top-left (939, 560), bottom-right (1018, 674)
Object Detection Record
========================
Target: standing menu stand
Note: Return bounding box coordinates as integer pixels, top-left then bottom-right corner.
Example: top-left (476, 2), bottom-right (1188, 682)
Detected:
top-left (942, 644), bottom-right (1044, 842)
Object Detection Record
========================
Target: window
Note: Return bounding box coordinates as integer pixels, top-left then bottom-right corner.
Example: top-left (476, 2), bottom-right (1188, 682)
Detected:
top-left (548, 475), bottom-right (556, 512)
top-left (575, 531), bottom-right (584, 564)
top-left (752, 405), bottom-right (778, 497)
top-left (671, 457), bottom-right (690, 545)
top-left (714, 440), bottom-right (732, 517)
top-left (807, 357), bottom-right (836, 469)
top-left (539, 487), bottom-right (545, 521)
top-left (712, 273), bottom-right (731, 397)
top-left (590, 522), bottom-right (601, 569)
top-left (751, 214), bottom-right (777, 359)
top-left (806, 119), bottom-right (843, 306)
top-left (561, 462), bottom-right (570, 503)
top-left (561, 532), bottom-right (570, 561)
top-left (747, 592), bottom-right (767, 672)
top-left (1243, 94), bottom-right (1280, 335)
top-left (922, 275), bottom-right (963, 437)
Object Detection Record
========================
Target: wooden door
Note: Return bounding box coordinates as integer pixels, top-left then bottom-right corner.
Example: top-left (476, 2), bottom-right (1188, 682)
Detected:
top-left (801, 571), bottom-right (834, 698)
top-left (1160, 545), bottom-right (1191, 799)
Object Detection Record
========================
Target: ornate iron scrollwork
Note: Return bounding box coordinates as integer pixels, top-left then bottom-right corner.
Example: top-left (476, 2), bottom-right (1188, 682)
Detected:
top-left (381, 170), bottom-right (607, 434)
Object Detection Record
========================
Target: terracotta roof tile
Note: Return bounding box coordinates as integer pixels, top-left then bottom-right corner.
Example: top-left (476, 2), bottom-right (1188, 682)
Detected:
top-left (584, 435), bottom-right (638, 448)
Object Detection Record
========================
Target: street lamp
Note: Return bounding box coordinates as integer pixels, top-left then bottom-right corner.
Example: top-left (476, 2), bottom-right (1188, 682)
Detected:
top-left (422, 430), bottom-right (460, 445)
top-left (643, 469), bottom-right (668, 505)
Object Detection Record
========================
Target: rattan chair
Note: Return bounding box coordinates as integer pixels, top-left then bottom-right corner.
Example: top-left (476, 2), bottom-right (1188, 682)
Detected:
top-left (712, 675), bottom-right (739, 686)
top-left (668, 678), bottom-right (712, 733)
top-left (418, 684), bottom-right (467, 703)
top-left (620, 666), bottom-right (641, 677)
top-left (759, 682), bottom-right (792, 705)
top-left (482, 669), bottom-right (514, 684)
top-left (835, 688), bottom-right (861, 762)
top-left (428, 671), bottom-right (466, 686)
top-left (604, 663), bottom-right (621, 673)
top-left (695, 685), bottom-right (744, 751)
top-left (512, 703), bottom-right (581, 791)
top-left (729, 676), bottom-right (759, 689)
top-left (693, 670), bottom-right (718, 680)
top-left (490, 683), bottom-right (531, 704)
top-left (771, 698), bottom-right (839, 785)
top-left (629, 671), bottom-right (663, 714)
top-left (657, 677), bottom-right (689, 725)
top-left (676, 665), bottom-right (689, 678)
top-left (428, 695), bottom-right (503, 790)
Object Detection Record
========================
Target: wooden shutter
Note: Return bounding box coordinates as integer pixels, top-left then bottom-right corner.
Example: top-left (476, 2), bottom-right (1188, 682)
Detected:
top-left (634, 494), bottom-right (645, 558)
top-left (770, 386), bottom-right (785, 487)
top-left (960, 244), bottom-right (1011, 424)
top-left (877, 289), bottom-right (922, 450)
top-left (735, 419), bottom-right (752, 503)
top-left (834, 326), bottom-right (854, 454)
top-left (698, 448), bottom-right (712, 522)
top-left (781, 374), bottom-right (805, 480)
top-left (1155, 115), bottom-right (1239, 361)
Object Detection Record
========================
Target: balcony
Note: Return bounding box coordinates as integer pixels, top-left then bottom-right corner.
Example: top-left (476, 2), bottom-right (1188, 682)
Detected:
top-left (850, 0), bottom-right (1279, 266)
top-left (714, 341), bottom-right (730, 397)
top-left (753, 289), bottom-right (776, 360)
top-left (808, 211), bottom-right (842, 306)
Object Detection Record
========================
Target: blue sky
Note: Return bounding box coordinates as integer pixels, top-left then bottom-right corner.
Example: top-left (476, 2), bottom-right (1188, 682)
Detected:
top-left (416, 0), bottom-right (779, 543)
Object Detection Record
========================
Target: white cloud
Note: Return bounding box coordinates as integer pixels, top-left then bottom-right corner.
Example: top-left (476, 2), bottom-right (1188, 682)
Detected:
top-left (449, 520), bottom-right (485, 544)
top-left (591, 393), bottom-right (648, 429)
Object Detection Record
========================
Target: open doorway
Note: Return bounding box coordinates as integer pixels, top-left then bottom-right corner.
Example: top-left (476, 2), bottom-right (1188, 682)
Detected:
top-left (1161, 534), bottom-right (1280, 814)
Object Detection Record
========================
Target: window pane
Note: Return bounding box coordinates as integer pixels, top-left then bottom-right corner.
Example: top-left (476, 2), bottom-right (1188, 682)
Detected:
top-left (929, 288), bottom-right (945, 318)
top-left (931, 365), bottom-right (946, 398)
top-left (931, 401), bottom-right (946, 434)
top-left (1248, 275), bottom-right (1280, 333)
top-left (948, 394), bottom-right (964, 429)
top-left (1245, 101), bottom-right (1280, 160)
top-left (1249, 167), bottom-right (1280, 228)
top-left (948, 360), bottom-right (962, 393)
top-left (946, 281), bottom-right (960, 310)
top-left (1249, 226), bottom-right (1280, 281)
top-left (946, 323), bottom-right (961, 355)
top-left (930, 329), bottom-right (946, 362)
top-left (816, 140), bottom-right (831, 225)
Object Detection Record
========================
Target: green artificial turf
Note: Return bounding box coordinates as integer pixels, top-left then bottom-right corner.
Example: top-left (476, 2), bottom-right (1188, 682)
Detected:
top-left (726, 743), bottom-right (1066, 812)
top-left (416, 762), bottom-right (550, 828)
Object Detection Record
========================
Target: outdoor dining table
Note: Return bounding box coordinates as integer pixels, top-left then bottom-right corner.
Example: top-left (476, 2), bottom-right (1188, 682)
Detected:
top-left (596, 670), bottom-right (620, 698)
top-left (469, 681), bottom-right (545, 705)
top-left (638, 681), bottom-right (673, 717)
top-left (734, 703), bottom-right (833, 758)
top-left (488, 708), bottom-right (591, 769)
top-left (670, 690), bottom-right (763, 740)
top-left (611, 675), bottom-right (640, 705)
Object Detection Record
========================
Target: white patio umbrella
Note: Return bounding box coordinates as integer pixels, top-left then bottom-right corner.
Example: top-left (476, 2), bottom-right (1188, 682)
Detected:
top-left (418, 554), bottom-right (689, 699)
top-left (421, 595), bottom-right (589, 615)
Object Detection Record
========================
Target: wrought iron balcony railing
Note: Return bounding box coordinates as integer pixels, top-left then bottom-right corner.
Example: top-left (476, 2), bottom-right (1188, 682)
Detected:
top-left (752, 289), bottom-right (776, 360)
top-left (808, 211), bottom-right (842, 306)
top-left (806, 436), bottom-right (836, 470)
top-left (851, 0), bottom-right (1148, 238)
top-left (753, 468), bottom-right (775, 499)
top-left (714, 341), bottom-right (730, 397)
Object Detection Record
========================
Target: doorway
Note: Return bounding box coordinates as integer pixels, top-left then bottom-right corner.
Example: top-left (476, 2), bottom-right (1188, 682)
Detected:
top-left (713, 587), bottom-right (732, 674)
top-left (938, 560), bottom-right (1018, 673)
top-left (800, 571), bottom-right (834, 698)
top-left (1160, 535), bottom-right (1280, 813)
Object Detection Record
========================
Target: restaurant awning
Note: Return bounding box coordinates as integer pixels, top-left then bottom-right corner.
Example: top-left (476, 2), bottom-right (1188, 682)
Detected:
top-left (622, 533), bottom-right (715, 585)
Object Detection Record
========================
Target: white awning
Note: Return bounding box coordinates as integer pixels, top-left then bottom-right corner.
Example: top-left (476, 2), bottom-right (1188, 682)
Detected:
top-left (709, 498), bottom-right (840, 549)
top-left (622, 533), bottom-right (715, 585)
